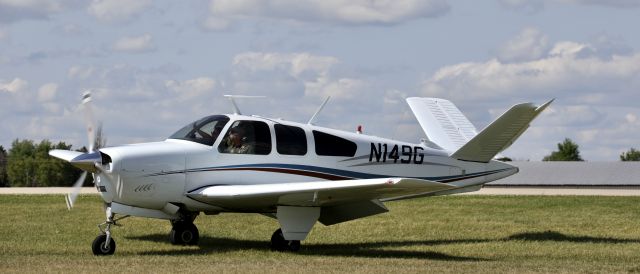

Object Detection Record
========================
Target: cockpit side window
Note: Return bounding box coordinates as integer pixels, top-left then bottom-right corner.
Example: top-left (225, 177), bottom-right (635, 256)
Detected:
top-left (168, 115), bottom-right (229, 146)
top-left (218, 120), bottom-right (271, 155)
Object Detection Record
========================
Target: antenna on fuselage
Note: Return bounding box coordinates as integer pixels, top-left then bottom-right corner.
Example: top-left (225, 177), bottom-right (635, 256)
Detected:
top-left (307, 96), bottom-right (331, 125)
top-left (223, 95), bottom-right (265, 115)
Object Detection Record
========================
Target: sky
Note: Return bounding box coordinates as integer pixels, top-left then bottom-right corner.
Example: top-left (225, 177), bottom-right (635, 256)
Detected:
top-left (0, 0), bottom-right (639, 161)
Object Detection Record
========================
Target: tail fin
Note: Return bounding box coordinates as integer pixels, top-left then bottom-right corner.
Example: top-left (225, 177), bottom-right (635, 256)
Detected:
top-left (406, 97), bottom-right (479, 152)
top-left (407, 97), bottom-right (553, 163)
top-left (451, 99), bottom-right (553, 162)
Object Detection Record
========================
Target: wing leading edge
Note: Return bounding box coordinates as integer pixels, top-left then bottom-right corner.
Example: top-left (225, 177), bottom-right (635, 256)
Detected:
top-left (187, 178), bottom-right (456, 210)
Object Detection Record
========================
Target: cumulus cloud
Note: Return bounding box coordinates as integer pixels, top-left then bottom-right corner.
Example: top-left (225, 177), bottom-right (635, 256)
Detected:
top-left (499, 0), bottom-right (640, 13)
top-left (567, 0), bottom-right (640, 8)
top-left (497, 27), bottom-right (549, 62)
top-left (204, 0), bottom-right (450, 29)
top-left (422, 31), bottom-right (640, 160)
top-left (112, 34), bottom-right (155, 53)
top-left (0, 0), bottom-right (68, 23)
top-left (88, 0), bottom-right (152, 23)
top-left (423, 45), bottom-right (640, 103)
top-left (68, 65), bottom-right (95, 80)
top-left (165, 77), bottom-right (217, 99)
top-left (56, 23), bottom-right (91, 36)
top-left (201, 16), bottom-right (231, 31)
top-left (0, 27), bottom-right (7, 40)
top-left (0, 78), bottom-right (29, 93)
top-left (0, 77), bottom-right (68, 146)
top-left (233, 52), bottom-right (338, 78)
top-left (498, 0), bottom-right (544, 13)
top-left (225, 51), bottom-right (400, 138)
top-left (231, 52), bottom-right (367, 99)
top-left (13, 64), bottom-right (222, 147)
top-left (37, 83), bottom-right (58, 102)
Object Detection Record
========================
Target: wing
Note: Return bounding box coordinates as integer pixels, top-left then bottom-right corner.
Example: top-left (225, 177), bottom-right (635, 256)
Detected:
top-left (186, 178), bottom-right (456, 210)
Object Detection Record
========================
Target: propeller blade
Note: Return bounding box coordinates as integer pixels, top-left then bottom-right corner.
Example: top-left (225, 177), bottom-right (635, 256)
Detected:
top-left (82, 91), bottom-right (97, 152)
top-left (65, 171), bottom-right (87, 210)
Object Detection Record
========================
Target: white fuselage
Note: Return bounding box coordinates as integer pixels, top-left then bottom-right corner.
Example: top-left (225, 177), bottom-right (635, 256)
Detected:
top-left (95, 114), bottom-right (516, 214)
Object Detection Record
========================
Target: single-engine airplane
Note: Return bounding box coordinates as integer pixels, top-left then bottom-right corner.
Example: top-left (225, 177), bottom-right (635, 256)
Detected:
top-left (50, 93), bottom-right (552, 255)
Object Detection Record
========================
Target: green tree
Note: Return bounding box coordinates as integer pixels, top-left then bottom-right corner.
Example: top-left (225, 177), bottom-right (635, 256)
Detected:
top-left (7, 139), bottom-right (80, 187)
top-left (7, 139), bottom-right (37, 186)
top-left (620, 148), bottom-right (640, 161)
top-left (543, 138), bottom-right (584, 161)
top-left (0, 145), bottom-right (8, 187)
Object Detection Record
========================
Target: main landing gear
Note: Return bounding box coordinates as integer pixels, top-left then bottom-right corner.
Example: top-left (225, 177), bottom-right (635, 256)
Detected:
top-left (169, 213), bottom-right (200, 245)
top-left (169, 221), bottom-right (199, 245)
top-left (92, 206), bottom-right (129, 256)
top-left (270, 228), bottom-right (301, 252)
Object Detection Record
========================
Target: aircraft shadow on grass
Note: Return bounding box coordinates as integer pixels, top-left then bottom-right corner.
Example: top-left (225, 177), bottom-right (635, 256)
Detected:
top-left (505, 230), bottom-right (640, 244)
top-left (126, 230), bottom-right (640, 260)
top-left (126, 234), bottom-right (488, 261)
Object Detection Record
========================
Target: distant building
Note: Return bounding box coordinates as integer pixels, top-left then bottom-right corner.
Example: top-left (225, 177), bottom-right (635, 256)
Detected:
top-left (488, 162), bottom-right (640, 186)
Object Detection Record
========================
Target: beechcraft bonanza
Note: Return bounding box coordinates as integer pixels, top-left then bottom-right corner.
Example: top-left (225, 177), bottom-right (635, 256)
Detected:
top-left (50, 93), bottom-right (552, 255)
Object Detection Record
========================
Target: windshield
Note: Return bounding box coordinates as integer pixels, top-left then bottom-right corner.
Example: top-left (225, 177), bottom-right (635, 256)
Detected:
top-left (169, 115), bottom-right (230, 146)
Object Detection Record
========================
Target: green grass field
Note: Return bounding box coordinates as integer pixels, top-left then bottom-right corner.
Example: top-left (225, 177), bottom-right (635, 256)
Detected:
top-left (1, 194), bottom-right (640, 273)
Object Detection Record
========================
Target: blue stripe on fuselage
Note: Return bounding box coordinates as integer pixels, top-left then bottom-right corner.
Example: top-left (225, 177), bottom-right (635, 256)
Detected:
top-left (175, 163), bottom-right (510, 182)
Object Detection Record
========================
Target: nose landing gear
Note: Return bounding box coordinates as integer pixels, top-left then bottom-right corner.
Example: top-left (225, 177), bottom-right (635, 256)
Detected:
top-left (92, 206), bottom-right (129, 256)
top-left (92, 234), bottom-right (116, 255)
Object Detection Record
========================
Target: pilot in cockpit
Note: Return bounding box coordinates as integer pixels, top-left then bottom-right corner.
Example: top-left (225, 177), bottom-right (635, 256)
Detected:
top-left (210, 125), bottom-right (224, 143)
top-left (196, 124), bottom-right (224, 146)
top-left (224, 127), bottom-right (252, 154)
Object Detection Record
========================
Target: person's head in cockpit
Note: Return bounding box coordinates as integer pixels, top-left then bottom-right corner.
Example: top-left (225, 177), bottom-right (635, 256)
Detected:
top-left (225, 127), bottom-right (252, 154)
top-left (229, 127), bottom-right (243, 145)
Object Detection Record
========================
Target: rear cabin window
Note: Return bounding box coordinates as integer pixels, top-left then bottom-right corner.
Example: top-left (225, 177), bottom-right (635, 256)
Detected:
top-left (218, 120), bottom-right (272, 155)
top-left (275, 124), bottom-right (307, 155)
top-left (313, 130), bottom-right (357, 157)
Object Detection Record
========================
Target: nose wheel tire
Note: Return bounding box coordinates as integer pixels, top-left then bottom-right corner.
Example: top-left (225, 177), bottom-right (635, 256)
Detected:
top-left (169, 222), bottom-right (199, 245)
top-left (270, 228), bottom-right (301, 252)
top-left (92, 234), bottom-right (116, 255)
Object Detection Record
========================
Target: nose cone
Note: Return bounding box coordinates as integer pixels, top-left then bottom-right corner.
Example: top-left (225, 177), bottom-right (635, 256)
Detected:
top-left (98, 141), bottom-right (187, 174)
top-left (95, 141), bottom-right (188, 206)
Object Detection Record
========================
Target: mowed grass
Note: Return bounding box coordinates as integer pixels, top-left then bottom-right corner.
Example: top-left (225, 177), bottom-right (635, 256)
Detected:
top-left (1, 195), bottom-right (640, 273)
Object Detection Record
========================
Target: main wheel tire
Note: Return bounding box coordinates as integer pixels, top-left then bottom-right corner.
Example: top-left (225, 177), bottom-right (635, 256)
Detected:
top-left (92, 234), bottom-right (116, 255)
top-left (170, 222), bottom-right (199, 245)
top-left (270, 228), bottom-right (301, 252)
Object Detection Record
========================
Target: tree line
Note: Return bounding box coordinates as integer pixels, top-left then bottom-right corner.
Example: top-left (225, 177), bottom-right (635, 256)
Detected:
top-left (497, 138), bottom-right (639, 162)
top-left (0, 138), bottom-right (639, 187)
top-left (541, 138), bottom-right (639, 161)
top-left (0, 140), bottom-right (89, 187)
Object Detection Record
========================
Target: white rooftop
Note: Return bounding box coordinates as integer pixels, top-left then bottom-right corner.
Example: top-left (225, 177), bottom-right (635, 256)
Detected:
top-left (488, 162), bottom-right (640, 186)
